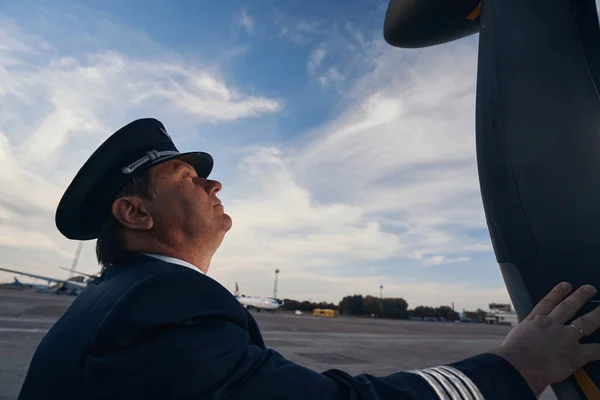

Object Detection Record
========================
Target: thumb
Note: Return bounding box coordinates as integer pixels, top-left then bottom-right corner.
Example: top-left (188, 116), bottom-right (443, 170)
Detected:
top-left (580, 343), bottom-right (600, 363)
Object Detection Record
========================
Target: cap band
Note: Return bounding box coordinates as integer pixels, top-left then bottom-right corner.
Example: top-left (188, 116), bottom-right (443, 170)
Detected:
top-left (122, 150), bottom-right (180, 174)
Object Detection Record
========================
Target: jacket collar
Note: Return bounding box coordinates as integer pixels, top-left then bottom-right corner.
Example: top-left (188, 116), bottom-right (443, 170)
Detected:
top-left (98, 252), bottom-right (162, 281)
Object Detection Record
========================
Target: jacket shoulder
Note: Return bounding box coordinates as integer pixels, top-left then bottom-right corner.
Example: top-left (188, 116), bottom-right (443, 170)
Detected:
top-left (88, 264), bottom-right (245, 354)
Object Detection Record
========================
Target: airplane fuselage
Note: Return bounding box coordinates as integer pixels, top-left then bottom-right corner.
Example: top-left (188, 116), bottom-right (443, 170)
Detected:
top-left (235, 296), bottom-right (281, 311)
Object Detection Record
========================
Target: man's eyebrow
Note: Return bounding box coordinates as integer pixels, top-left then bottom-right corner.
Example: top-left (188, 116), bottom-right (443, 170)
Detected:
top-left (172, 161), bottom-right (195, 174)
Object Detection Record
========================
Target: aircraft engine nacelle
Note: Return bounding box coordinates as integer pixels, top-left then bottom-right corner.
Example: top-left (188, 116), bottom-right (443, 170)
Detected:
top-left (383, 0), bottom-right (482, 48)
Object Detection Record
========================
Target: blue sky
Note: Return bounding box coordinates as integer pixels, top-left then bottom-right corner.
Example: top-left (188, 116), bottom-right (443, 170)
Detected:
top-left (1, 0), bottom-right (575, 311)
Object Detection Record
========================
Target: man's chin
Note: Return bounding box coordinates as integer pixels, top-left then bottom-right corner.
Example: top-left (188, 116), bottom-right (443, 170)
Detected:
top-left (222, 213), bottom-right (233, 231)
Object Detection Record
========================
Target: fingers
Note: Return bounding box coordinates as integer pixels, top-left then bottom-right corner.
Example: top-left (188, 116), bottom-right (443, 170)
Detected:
top-left (528, 282), bottom-right (573, 318)
top-left (549, 285), bottom-right (597, 324)
top-left (570, 303), bottom-right (600, 338)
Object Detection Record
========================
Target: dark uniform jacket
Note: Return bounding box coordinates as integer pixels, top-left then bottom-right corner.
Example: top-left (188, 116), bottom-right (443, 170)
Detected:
top-left (18, 253), bottom-right (536, 399)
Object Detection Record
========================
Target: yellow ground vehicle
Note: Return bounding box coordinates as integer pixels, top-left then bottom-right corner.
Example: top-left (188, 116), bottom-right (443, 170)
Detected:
top-left (312, 309), bottom-right (338, 317)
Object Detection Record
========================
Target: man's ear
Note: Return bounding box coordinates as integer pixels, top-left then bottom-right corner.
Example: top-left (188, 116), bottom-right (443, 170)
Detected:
top-left (111, 196), bottom-right (154, 231)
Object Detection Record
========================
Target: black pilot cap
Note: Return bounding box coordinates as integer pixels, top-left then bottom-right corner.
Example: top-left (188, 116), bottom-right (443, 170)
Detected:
top-left (55, 118), bottom-right (213, 240)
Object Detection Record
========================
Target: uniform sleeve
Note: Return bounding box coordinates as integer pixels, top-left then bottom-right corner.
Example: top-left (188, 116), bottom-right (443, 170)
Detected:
top-left (84, 313), bottom-right (438, 399)
top-left (83, 316), bottom-right (537, 400)
top-left (82, 269), bottom-right (536, 400)
top-left (405, 352), bottom-right (537, 400)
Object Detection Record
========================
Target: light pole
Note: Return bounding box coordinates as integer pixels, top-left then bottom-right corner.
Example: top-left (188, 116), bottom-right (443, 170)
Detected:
top-left (380, 285), bottom-right (384, 314)
top-left (69, 242), bottom-right (83, 279)
top-left (274, 269), bottom-right (280, 299)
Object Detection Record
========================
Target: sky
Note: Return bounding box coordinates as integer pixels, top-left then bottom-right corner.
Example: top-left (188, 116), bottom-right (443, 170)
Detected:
top-left (1, 0), bottom-right (597, 312)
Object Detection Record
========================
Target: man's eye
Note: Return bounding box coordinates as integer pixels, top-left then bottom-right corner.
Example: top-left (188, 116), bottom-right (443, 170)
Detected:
top-left (181, 171), bottom-right (192, 181)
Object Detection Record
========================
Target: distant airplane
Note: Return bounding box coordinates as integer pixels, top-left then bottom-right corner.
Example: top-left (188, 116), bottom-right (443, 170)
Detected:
top-left (233, 282), bottom-right (282, 312)
top-left (0, 277), bottom-right (30, 289)
top-left (0, 267), bottom-right (90, 295)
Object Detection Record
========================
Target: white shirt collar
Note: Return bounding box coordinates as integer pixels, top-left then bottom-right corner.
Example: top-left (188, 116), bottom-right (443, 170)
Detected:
top-left (142, 253), bottom-right (205, 275)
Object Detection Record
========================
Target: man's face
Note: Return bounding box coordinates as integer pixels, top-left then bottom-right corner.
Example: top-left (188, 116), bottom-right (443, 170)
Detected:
top-left (143, 158), bottom-right (232, 247)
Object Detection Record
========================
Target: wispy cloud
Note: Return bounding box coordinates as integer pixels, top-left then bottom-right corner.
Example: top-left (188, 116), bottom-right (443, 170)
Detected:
top-left (274, 15), bottom-right (325, 46)
top-left (313, 47), bottom-right (484, 259)
top-left (307, 45), bottom-right (326, 75)
top-left (317, 67), bottom-right (344, 88)
top-left (209, 32), bottom-right (496, 309)
top-left (307, 45), bottom-right (344, 89)
top-left (236, 9), bottom-right (255, 34)
top-left (0, 6), bottom-right (509, 312)
top-left (0, 15), bottom-right (282, 266)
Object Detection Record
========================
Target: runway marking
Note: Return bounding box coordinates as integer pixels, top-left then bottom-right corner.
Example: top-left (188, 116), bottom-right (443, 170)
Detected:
top-left (261, 331), bottom-right (504, 339)
top-left (0, 316), bottom-right (56, 323)
top-left (0, 327), bottom-right (48, 333)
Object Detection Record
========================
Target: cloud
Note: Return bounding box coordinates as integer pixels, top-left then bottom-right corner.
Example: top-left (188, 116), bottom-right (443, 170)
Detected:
top-left (0, 15), bottom-right (282, 266)
top-left (307, 45), bottom-right (326, 75)
top-left (236, 9), bottom-right (255, 34)
top-left (207, 32), bottom-right (500, 310)
top-left (275, 16), bottom-right (325, 46)
top-left (289, 40), bottom-right (485, 252)
top-left (0, 8), bottom-right (509, 312)
top-left (302, 19), bottom-right (386, 92)
top-left (215, 147), bottom-right (403, 270)
top-left (317, 67), bottom-right (344, 88)
top-left (307, 45), bottom-right (344, 89)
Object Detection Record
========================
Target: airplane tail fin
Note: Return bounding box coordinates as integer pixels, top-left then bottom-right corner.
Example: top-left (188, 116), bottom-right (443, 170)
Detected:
top-left (234, 281), bottom-right (239, 296)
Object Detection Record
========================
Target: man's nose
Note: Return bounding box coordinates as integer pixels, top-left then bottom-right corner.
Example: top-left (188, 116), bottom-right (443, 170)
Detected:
top-left (204, 179), bottom-right (222, 194)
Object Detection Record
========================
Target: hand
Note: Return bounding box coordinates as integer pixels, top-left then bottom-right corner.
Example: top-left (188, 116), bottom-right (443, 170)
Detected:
top-left (492, 282), bottom-right (600, 396)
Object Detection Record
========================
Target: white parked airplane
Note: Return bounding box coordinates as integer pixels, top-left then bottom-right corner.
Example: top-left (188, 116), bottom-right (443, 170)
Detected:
top-left (233, 282), bottom-right (282, 312)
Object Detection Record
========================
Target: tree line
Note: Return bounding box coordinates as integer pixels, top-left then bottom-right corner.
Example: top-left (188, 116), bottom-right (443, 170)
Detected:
top-left (281, 295), bottom-right (490, 322)
top-left (281, 299), bottom-right (338, 312)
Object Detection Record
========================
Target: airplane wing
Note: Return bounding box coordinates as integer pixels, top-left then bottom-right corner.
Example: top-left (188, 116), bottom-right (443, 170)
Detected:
top-left (59, 267), bottom-right (99, 279)
top-left (0, 267), bottom-right (67, 285)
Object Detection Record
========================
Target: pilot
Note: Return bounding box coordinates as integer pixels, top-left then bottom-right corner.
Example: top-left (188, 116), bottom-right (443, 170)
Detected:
top-left (17, 118), bottom-right (600, 399)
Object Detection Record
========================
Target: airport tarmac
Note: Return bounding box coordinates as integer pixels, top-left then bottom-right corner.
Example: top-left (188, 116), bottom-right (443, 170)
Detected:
top-left (0, 288), bottom-right (556, 400)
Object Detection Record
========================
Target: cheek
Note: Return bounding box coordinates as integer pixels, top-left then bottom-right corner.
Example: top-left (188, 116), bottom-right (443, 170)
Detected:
top-left (149, 202), bottom-right (173, 225)
top-left (181, 193), bottom-right (208, 216)
top-left (162, 185), bottom-right (210, 219)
